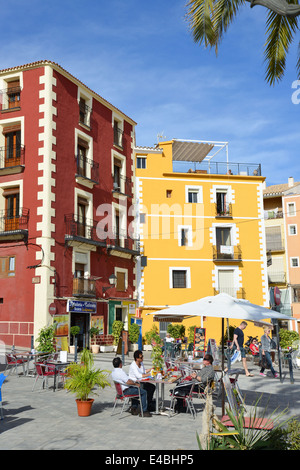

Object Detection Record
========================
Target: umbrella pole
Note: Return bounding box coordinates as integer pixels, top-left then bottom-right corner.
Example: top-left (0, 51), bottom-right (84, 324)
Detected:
top-left (275, 321), bottom-right (283, 383)
top-left (222, 318), bottom-right (225, 417)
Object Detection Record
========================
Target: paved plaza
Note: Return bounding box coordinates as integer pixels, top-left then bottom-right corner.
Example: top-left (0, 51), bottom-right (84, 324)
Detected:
top-left (0, 351), bottom-right (299, 453)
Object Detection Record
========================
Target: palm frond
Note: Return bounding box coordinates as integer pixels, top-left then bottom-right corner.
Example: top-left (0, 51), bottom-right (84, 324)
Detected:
top-left (185, 0), bottom-right (245, 52)
top-left (264, 9), bottom-right (298, 84)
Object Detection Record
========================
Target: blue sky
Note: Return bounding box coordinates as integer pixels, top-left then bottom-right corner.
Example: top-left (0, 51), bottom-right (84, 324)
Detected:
top-left (1, 0), bottom-right (299, 185)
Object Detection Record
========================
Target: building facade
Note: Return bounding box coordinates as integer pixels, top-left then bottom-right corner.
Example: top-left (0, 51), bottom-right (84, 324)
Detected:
top-left (135, 139), bottom-right (269, 342)
top-left (0, 61), bottom-right (139, 350)
top-left (263, 177), bottom-right (299, 332)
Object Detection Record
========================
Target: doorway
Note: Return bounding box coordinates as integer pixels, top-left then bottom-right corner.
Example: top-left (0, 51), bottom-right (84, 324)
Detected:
top-left (70, 313), bottom-right (90, 350)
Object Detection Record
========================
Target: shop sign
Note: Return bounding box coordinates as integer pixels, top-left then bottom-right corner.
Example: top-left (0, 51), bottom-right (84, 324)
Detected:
top-left (67, 300), bottom-right (97, 314)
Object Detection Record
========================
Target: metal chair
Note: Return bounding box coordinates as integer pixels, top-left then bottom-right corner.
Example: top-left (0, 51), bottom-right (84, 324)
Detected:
top-left (169, 381), bottom-right (196, 419)
top-left (4, 353), bottom-right (26, 377)
top-left (0, 373), bottom-right (6, 420)
top-left (32, 363), bottom-right (56, 391)
top-left (111, 381), bottom-right (144, 418)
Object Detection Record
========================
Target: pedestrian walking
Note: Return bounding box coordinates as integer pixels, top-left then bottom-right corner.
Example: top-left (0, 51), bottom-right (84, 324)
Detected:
top-left (259, 326), bottom-right (278, 378)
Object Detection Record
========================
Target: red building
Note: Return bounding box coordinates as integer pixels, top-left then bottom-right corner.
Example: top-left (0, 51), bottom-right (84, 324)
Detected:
top-left (0, 61), bottom-right (139, 350)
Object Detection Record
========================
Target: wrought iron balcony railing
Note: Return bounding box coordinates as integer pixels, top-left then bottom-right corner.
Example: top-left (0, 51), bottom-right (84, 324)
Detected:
top-left (213, 287), bottom-right (246, 299)
top-left (0, 87), bottom-right (21, 111)
top-left (0, 145), bottom-right (25, 169)
top-left (112, 175), bottom-right (133, 197)
top-left (215, 202), bottom-right (232, 217)
top-left (0, 207), bottom-right (29, 233)
top-left (73, 276), bottom-right (96, 298)
top-left (213, 245), bottom-right (242, 261)
top-left (75, 154), bottom-right (99, 184)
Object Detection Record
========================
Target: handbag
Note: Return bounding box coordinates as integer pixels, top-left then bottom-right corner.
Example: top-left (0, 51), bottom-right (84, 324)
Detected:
top-left (259, 355), bottom-right (270, 369)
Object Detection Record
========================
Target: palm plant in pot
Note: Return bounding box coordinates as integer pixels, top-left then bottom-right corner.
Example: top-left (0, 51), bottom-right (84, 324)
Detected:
top-left (90, 326), bottom-right (100, 354)
top-left (64, 348), bottom-right (110, 416)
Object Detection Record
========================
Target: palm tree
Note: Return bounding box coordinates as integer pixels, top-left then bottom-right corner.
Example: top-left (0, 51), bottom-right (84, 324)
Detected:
top-left (185, 0), bottom-right (300, 85)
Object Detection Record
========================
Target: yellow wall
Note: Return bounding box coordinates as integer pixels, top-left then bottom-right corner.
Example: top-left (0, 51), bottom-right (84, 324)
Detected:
top-left (136, 141), bottom-right (268, 344)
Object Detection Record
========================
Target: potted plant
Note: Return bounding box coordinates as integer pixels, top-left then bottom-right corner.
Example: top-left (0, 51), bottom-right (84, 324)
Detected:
top-left (112, 320), bottom-right (124, 349)
top-left (36, 325), bottom-right (56, 353)
top-left (128, 323), bottom-right (140, 352)
top-left (90, 326), bottom-right (100, 354)
top-left (64, 348), bottom-right (110, 417)
top-left (70, 326), bottom-right (80, 354)
top-left (144, 325), bottom-right (159, 351)
top-left (151, 333), bottom-right (164, 372)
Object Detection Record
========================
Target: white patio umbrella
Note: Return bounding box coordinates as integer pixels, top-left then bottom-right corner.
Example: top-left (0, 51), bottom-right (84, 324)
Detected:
top-left (148, 293), bottom-right (293, 413)
top-left (149, 293), bottom-right (292, 323)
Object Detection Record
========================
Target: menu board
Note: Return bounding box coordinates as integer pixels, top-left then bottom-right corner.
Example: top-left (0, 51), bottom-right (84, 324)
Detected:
top-left (194, 327), bottom-right (206, 357)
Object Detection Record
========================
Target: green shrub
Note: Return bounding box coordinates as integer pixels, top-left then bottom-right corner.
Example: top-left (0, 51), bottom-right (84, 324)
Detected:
top-left (129, 323), bottom-right (140, 344)
top-left (279, 329), bottom-right (300, 349)
top-left (36, 325), bottom-right (55, 353)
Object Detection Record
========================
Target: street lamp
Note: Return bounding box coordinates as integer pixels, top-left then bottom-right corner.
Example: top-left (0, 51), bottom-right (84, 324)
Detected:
top-left (102, 274), bottom-right (117, 294)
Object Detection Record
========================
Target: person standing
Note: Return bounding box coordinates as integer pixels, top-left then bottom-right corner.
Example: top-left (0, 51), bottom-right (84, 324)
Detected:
top-left (230, 321), bottom-right (254, 377)
top-left (260, 326), bottom-right (279, 378)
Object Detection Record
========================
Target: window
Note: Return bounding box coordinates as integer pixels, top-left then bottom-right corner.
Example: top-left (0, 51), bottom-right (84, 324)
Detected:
top-left (170, 268), bottom-right (191, 288)
top-left (185, 186), bottom-right (202, 204)
top-left (6, 80), bottom-right (21, 110)
top-left (77, 138), bottom-right (88, 178)
top-left (3, 126), bottom-right (22, 167)
top-left (178, 225), bottom-right (192, 247)
top-left (136, 157), bottom-right (146, 169)
top-left (166, 190), bottom-right (172, 198)
top-left (77, 197), bottom-right (88, 237)
top-left (140, 213), bottom-right (146, 224)
top-left (3, 187), bottom-right (20, 231)
top-left (79, 97), bottom-right (91, 128)
top-left (291, 257), bottom-right (299, 268)
top-left (265, 226), bottom-right (283, 251)
top-left (116, 270), bottom-right (127, 291)
top-left (293, 287), bottom-right (300, 303)
top-left (0, 256), bottom-right (15, 277)
top-left (113, 157), bottom-right (122, 191)
top-left (289, 224), bottom-right (297, 236)
top-left (113, 120), bottom-right (123, 148)
top-left (287, 202), bottom-right (296, 217)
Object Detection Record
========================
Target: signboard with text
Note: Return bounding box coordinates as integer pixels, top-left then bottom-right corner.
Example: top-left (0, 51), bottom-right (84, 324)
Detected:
top-left (67, 300), bottom-right (97, 314)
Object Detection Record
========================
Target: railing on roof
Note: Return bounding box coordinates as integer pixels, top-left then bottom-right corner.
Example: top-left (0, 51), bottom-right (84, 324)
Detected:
top-left (173, 160), bottom-right (261, 176)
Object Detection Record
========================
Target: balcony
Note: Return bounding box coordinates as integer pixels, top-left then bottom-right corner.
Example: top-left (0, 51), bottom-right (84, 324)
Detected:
top-left (0, 145), bottom-right (25, 175)
top-left (75, 154), bottom-right (99, 187)
top-left (268, 271), bottom-right (286, 284)
top-left (214, 287), bottom-right (246, 299)
top-left (174, 161), bottom-right (261, 176)
top-left (0, 207), bottom-right (29, 242)
top-left (104, 228), bottom-right (140, 257)
top-left (112, 175), bottom-right (133, 197)
top-left (215, 202), bottom-right (232, 218)
top-left (0, 86), bottom-right (21, 112)
top-left (73, 276), bottom-right (96, 298)
top-left (213, 245), bottom-right (242, 262)
top-left (64, 214), bottom-right (106, 249)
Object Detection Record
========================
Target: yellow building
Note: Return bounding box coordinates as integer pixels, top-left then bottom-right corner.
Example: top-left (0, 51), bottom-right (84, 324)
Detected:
top-left (135, 139), bottom-right (269, 345)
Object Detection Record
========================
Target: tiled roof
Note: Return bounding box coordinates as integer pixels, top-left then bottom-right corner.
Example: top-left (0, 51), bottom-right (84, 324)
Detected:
top-left (0, 60), bottom-right (136, 125)
top-left (263, 182), bottom-right (300, 197)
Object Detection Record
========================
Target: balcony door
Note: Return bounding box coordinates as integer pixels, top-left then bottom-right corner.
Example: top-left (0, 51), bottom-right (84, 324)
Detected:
top-left (77, 197), bottom-right (88, 238)
top-left (218, 269), bottom-right (235, 297)
top-left (4, 128), bottom-right (21, 167)
top-left (216, 227), bottom-right (232, 258)
top-left (4, 188), bottom-right (20, 231)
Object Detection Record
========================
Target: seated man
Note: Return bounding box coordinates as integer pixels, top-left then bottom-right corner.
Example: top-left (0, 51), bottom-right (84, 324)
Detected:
top-left (129, 350), bottom-right (156, 412)
top-left (111, 357), bottom-right (151, 417)
top-left (173, 354), bottom-right (215, 413)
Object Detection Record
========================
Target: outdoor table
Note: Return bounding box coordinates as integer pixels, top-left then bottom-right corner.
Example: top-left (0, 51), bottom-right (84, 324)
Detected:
top-left (14, 351), bottom-right (50, 376)
top-left (139, 375), bottom-right (180, 415)
top-left (46, 361), bottom-right (70, 392)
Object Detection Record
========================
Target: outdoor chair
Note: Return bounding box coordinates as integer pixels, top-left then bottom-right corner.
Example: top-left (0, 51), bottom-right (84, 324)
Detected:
top-left (111, 381), bottom-right (144, 418)
top-left (169, 381), bottom-right (196, 419)
top-left (0, 373), bottom-right (6, 420)
top-left (32, 362), bottom-right (56, 391)
top-left (4, 353), bottom-right (26, 377)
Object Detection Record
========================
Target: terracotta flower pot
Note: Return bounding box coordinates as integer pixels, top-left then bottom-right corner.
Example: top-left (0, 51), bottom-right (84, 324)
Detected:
top-left (91, 344), bottom-right (100, 354)
top-left (76, 398), bottom-right (94, 417)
